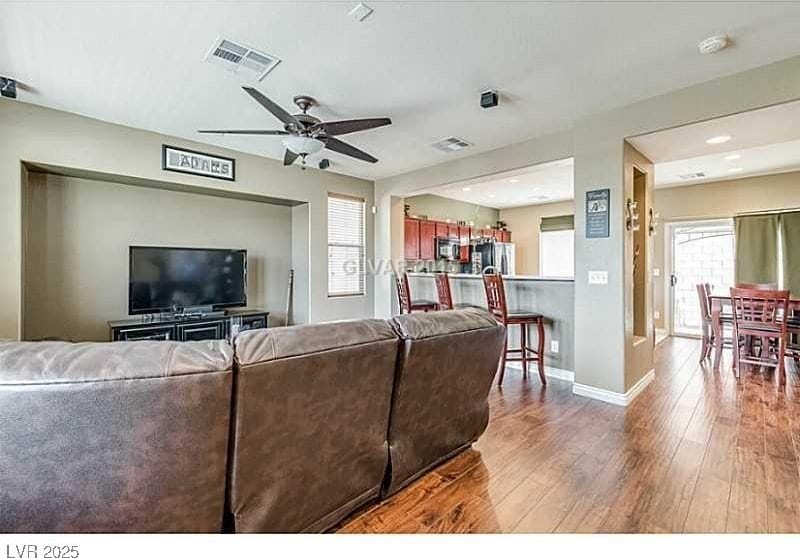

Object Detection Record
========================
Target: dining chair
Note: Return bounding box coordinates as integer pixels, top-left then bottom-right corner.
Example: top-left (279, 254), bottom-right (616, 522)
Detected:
top-left (697, 283), bottom-right (734, 365)
top-left (395, 272), bottom-right (438, 314)
top-left (434, 273), bottom-right (453, 310)
top-left (483, 273), bottom-right (546, 386)
top-left (729, 287), bottom-right (790, 384)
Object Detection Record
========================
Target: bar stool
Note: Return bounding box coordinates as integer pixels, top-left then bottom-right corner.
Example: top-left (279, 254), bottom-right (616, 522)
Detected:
top-left (482, 273), bottom-right (546, 386)
top-left (395, 272), bottom-right (438, 314)
top-left (434, 273), bottom-right (453, 310)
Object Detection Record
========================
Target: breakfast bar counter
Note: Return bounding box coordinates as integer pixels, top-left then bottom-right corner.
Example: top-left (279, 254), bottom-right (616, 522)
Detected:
top-left (406, 273), bottom-right (575, 374)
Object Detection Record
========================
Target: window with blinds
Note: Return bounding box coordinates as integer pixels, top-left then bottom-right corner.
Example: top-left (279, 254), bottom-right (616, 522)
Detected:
top-left (328, 193), bottom-right (366, 297)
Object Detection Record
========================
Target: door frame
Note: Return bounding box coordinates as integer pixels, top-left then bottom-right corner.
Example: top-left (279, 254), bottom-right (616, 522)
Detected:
top-left (665, 218), bottom-right (734, 339)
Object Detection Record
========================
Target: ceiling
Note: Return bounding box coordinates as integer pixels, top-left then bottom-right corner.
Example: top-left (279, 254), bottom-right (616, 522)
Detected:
top-left (3, 2), bottom-right (800, 180)
top-left (419, 158), bottom-right (574, 209)
top-left (629, 100), bottom-right (800, 187)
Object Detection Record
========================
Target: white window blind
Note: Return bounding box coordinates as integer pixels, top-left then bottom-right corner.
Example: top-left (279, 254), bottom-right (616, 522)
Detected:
top-left (328, 194), bottom-right (366, 297)
top-left (540, 229), bottom-right (575, 278)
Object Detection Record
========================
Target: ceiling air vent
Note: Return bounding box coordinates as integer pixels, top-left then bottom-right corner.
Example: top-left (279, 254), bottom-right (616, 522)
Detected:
top-left (204, 37), bottom-right (281, 81)
top-left (432, 136), bottom-right (473, 153)
top-left (678, 171), bottom-right (706, 180)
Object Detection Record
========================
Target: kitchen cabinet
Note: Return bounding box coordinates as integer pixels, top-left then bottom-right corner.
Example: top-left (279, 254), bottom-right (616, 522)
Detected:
top-left (404, 218), bottom-right (420, 260)
top-left (458, 226), bottom-right (470, 262)
top-left (447, 224), bottom-right (459, 239)
top-left (502, 230), bottom-right (511, 243)
top-left (435, 222), bottom-right (448, 239)
top-left (419, 220), bottom-right (436, 260)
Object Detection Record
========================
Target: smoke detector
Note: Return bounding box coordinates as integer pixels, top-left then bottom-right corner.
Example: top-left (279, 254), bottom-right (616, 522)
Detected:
top-left (698, 34), bottom-right (729, 54)
top-left (204, 37), bottom-right (281, 81)
top-left (432, 136), bottom-right (473, 153)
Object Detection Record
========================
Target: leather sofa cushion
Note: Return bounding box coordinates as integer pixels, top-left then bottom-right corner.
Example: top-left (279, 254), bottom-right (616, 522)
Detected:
top-left (234, 319), bottom-right (396, 364)
top-left (0, 340), bottom-right (232, 385)
top-left (391, 306), bottom-right (500, 340)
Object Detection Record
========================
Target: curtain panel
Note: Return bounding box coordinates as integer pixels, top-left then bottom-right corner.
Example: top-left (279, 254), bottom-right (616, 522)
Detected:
top-left (734, 214), bottom-right (780, 286)
top-left (781, 211), bottom-right (800, 296)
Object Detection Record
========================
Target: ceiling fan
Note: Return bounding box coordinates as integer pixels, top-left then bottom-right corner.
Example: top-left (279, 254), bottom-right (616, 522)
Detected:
top-left (199, 86), bottom-right (391, 168)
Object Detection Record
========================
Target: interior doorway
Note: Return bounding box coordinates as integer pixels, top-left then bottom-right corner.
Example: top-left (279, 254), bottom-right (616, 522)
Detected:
top-left (667, 219), bottom-right (734, 337)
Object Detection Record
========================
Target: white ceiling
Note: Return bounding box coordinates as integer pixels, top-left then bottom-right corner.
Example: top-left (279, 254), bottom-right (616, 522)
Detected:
top-left (3, 2), bottom-right (800, 180)
top-left (629, 100), bottom-right (800, 187)
top-left (419, 158), bottom-right (574, 209)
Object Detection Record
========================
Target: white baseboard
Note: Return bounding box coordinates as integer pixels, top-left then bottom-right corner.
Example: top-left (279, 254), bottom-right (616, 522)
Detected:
top-left (506, 363), bottom-right (574, 382)
top-left (572, 368), bottom-right (655, 407)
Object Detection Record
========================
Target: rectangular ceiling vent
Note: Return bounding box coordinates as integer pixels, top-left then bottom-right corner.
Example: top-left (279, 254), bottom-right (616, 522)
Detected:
top-left (204, 36), bottom-right (281, 81)
top-left (432, 136), bottom-right (473, 153)
top-left (678, 171), bottom-right (706, 180)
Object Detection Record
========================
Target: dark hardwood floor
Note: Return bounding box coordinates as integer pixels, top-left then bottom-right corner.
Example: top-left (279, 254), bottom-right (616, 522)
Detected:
top-left (339, 337), bottom-right (800, 533)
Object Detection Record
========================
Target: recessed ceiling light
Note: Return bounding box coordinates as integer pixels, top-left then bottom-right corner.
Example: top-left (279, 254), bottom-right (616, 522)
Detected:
top-left (706, 135), bottom-right (732, 144)
top-left (488, 194), bottom-right (496, 198)
top-left (462, 187), bottom-right (471, 192)
top-left (698, 34), bottom-right (729, 55)
top-left (728, 167), bottom-right (744, 173)
top-left (724, 154), bottom-right (741, 161)
top-left (508, 178), bottom-right (520, 183)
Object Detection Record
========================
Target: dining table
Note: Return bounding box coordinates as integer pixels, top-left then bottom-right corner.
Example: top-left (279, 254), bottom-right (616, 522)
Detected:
top-left (709, 292), bottom-right (800, 371)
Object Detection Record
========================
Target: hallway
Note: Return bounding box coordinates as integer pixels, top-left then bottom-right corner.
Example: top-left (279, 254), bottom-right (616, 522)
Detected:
top-left (340, 337), bottom-right (800, 533)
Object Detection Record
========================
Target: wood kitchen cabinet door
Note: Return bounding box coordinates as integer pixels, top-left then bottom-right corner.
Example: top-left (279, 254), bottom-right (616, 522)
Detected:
top-left (435, 222), bottom-right (448, 238)
top-left (501, 230), bottom-right (511, 242)
top-left (419, 220), bottom-right (436, 260)
top-left (404, 218), bottom-right (420, 260)
top-left (458, 226), bottom-right (470, 262)
top-left (447, 224), bottom-right (459, 239)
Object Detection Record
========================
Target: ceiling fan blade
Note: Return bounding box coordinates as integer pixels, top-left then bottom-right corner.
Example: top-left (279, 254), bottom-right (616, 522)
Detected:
top-left (324, 137), bottom-right (378, 163)
top-left (317, 117), bottom-right (392, 136)
top-left (283, 149), bottom-right (300, 166)
top-left (198, 129), bottom-right (288, 135)
top-left (242, 86), bottom-right (302, 129)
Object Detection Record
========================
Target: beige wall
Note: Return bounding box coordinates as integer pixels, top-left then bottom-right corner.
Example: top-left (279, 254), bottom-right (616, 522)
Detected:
top-left (0, 100), bottom-right (374, 340)
top-left (499, 200), bottom-right (574, 276)
top-left (23, 173), bottom-right (292, 341)
top-left (653, 170), bottom-right (800, 330)
top-left (405, 194), bottom-right (499, 229)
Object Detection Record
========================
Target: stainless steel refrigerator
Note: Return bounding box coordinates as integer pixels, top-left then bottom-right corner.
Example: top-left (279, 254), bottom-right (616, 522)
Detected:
top-left (474, 241), bottom-right (515, 275)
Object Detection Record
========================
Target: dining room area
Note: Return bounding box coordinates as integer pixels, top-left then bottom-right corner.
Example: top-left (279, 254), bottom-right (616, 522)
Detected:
top-left (629, 99), bottom-right (800, 389)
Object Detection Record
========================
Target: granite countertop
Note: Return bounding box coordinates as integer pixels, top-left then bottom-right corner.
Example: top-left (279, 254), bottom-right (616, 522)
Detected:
top-left (407, 272), bottom-right (574, 282)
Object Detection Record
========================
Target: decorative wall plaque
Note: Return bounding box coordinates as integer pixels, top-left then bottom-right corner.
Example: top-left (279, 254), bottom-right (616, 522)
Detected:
top-left (162, 145), bottom-right (235, 181)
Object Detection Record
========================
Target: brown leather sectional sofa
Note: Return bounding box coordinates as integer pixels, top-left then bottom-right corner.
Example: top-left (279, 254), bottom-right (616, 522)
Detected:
top-left (0, 308), bottom-right (504, 533)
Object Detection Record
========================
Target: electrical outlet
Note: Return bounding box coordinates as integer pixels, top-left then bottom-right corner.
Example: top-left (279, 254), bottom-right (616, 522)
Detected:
top-left (550, 340), bottom-right (559, 354)
top-left (654, 311), bottom-right (661, 320)
top-left (588, 270), bottom-right (608, 285)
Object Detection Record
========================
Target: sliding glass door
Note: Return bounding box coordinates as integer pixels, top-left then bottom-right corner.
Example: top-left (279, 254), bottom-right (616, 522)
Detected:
top-left (669, 220), bottom-right (734, 337)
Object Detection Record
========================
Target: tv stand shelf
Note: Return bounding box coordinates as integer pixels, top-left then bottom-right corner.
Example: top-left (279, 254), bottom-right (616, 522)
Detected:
top-left (108, 309), bottom-right (269, 342)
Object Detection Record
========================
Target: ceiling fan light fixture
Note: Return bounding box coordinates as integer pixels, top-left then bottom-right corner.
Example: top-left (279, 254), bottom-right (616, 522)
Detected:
top-left (283, 136), bottom-right (325, 156)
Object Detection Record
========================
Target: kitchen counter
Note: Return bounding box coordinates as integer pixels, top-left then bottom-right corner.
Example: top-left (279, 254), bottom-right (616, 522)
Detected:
top-left (405, 273), bottom-right (575, 375)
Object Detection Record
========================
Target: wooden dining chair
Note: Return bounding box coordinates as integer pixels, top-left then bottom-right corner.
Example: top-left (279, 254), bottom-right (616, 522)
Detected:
top-left (434, 273), bottom-right (453, 310)
top-left (483, 273), bottom-right (546, 386)
top-left (729, 287), bottom-right (790, 384)
top-left (395, 272), bottom-right (438, 314)
top-left (697, 283), bottom-right (734, 364)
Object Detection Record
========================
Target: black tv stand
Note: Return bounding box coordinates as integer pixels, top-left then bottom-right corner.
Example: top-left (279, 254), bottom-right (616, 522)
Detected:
top-left (108, 309), bottom-right (269, 342)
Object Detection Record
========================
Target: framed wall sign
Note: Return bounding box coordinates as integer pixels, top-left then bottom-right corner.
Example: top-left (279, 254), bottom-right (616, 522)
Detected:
top-left (162, 145), bottom-right (236, 181)
top-left (586, 188), bottom-right (610, 238)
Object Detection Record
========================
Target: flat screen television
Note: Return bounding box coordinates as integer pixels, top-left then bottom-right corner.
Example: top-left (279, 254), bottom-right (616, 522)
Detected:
top-left (128, 246), bottom-right (247, 314)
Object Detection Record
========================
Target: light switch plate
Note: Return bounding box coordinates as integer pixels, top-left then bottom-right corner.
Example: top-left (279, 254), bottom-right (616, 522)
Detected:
top-left (654, 311), bottom-right (661, 320)
top-left (550, 340), bottom-right (559, 354)
top-left (653, 268), bottom-right (660, 277)
top-left (588, 270), bottom-right (608, 285)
